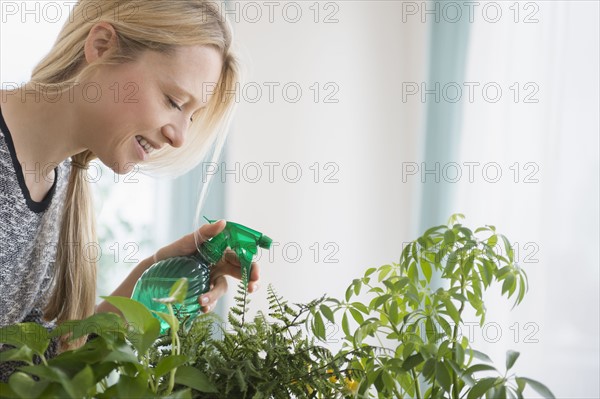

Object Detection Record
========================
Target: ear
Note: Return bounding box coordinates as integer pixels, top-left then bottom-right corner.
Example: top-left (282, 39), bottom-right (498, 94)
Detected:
top-left (84, 22), bottom-right (118, 63)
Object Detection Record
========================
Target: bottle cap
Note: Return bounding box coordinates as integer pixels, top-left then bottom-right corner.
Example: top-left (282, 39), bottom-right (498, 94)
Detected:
top-left (258, 234), bottom-right (272, 249)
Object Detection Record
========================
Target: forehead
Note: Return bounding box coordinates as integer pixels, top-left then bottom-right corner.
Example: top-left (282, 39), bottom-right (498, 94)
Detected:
top-left (140, 45), bottom-right (223, 103)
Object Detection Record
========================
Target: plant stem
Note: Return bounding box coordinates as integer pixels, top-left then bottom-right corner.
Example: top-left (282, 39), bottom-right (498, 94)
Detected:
top-left (451, 279), bottom-right (466, 399)
top-left (411, 369), bottom-right (422, 399)
top-left (165, 304), bottom-right (179, 395)
top-left (141, 355), bottom-right (157, 393)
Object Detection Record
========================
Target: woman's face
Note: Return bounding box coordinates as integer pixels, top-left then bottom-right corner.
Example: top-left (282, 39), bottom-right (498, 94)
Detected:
top-left (78, 45), bottom-right (223, 174)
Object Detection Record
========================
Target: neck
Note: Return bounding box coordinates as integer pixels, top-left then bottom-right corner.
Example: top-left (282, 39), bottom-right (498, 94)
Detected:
top-left (1, 82), bottom-right (88, 176)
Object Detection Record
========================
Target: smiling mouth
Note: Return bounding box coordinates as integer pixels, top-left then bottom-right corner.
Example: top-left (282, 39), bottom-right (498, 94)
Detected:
top-left (136, 135), bottom-right (155, 154)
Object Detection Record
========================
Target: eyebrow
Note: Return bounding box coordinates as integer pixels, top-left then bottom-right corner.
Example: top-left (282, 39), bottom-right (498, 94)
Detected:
top-left (173, 84), bottom-right (198, 105)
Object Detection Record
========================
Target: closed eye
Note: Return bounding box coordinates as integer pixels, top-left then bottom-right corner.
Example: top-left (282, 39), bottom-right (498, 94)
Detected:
top-left (167, 96), bottom-right (195, 122)
top-left (166, 96), bottom-right (182, 111)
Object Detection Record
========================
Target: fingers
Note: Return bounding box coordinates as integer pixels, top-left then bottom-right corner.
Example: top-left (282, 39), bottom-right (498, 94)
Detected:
top-left (194, 219), bottom-right (227, 244)
top-left (154, 220), bottom-right (226, 261)
top-left (214, 250), bottom-right (261, 293)
top-left (248, 263), bottom-right (260, 293)
top-left (199, 276), bottom-right (228, 313)
top-left (212, 259), bottom-right (260, 283)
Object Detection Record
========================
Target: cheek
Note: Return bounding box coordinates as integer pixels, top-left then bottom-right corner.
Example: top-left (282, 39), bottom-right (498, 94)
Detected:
top-left (102, 89), bottom-right (165, 131)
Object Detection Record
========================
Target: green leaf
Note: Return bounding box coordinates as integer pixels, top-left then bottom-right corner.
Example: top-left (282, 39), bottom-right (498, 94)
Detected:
top-left (436, 362), bottom-right (452, 392)
top-left (153, 310), bottom-right (179, 334)
top-left (444, 230), bottom-right (456, 247)
top-left (505, 350), bottom-right (520, 370)
top-left (467, 377), bottom-right (498, 399)
top-left (381, 370), bottom-right (395, 392)
top-left (18, 365), bottom-right (76, 397)
top-left (165, 389), bottom-right (193, 399)
top-left (7, 372), bottom-right (48, 398)
top-left (441, 298), bottom-right (460, 324)
top-left (408, 262), bottom-right (418, 282)
top-left (477, 262), bottom-right (492, 288)
top-left (514, 273), bottom-right (526, 309)
top-left (365, 267), bottom-right (377, 277)
top-left (450, 291), bottom-right (468, 303)
top-left (153, 278), bottom-right (189, 305)
top-left (103, 342), bottom-right (139, 364)
top-left (103, 296), bottom-right (161, 354)
top-left (424, 224), bottom-right (446, 237)
top-left (351, 301), bottom-right (370, 314)
top-left (402, 353), bottom-right (424, 371)
top-left (421, 260), bottom-right (432, 283)
top-left (447, 214), bottom-right (465, 226)
top-left (117, 374), bottom-right (150, 398)
top-left (487, 234), bottom-right (498, 248)
top-left (378, 265), bottom-right (392, 282)
top-left (496, 266), bottom-right (511, 279)
top-left (0, 383), bottom-right (18, 398)
top-left (464, 364), bottom-right (498, 375)
top-left (154, 354), bottom-right (189, 378)
top-left (388, 301), bottom-right (400, 326)
top-left (345, 285), bottom-right (354, 302)
top-left (493, 384), bottom-right (508, 399)
top-left (50, 312), bottom-right (125, 342)
top-left (371, 294), bottom-right (392, 310)
top-left (349, 308), bottom-right (365, 325)
top-left (91, 361), bottom-right (118, 382)
top-left (470, 349), bottom-right (493, 363)
top-left (0, 323), bottom-right (49, 356)
top-left (518, 377), bottom-right (556, 399)
top-left (499, 234), bottom-right (514, 262)
top-left (501, 274), bottom-right (515, 296)
top-left (422, 358), bottom-right (436, 379)
top-left (175, 366), bottom-right (218, 393)
top-left (425, 318), bottom-right (437, 342)
top-left (437, 316), bottom-right (453, 337)
top-left (71, 365), bottom-right (95, 397)
top-left (313, 312), bottom-right (326, 340)
top-left (319, 304), bottom-right (335, 324)
top-left (342, 312), bottom-right (351, 338)
top-left (459, 226), bottom-right (473, 238)
top-left (169, 278), bottom-right (189, 303)
top-left (0, 346), bottom-right (34, 364)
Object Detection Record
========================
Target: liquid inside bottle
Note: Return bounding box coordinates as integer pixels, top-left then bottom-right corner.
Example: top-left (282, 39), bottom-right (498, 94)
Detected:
top-left (131, 253), bottom-right (211, 334)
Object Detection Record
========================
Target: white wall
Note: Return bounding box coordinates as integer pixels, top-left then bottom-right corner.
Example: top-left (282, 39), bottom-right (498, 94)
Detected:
top-left (224, 1), bottom-right (428, 316)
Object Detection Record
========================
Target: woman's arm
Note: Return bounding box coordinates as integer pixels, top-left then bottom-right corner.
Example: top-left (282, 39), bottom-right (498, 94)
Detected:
top-left (94, 255), bottom-right (155, 315)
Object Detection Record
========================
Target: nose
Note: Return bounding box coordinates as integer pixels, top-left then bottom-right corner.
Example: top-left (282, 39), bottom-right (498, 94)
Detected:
top-left (161, 122), bottom-right (185, 148)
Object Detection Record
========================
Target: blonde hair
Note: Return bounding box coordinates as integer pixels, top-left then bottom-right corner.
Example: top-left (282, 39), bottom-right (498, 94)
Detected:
top-left (30, 0), bottom-right (242, 349)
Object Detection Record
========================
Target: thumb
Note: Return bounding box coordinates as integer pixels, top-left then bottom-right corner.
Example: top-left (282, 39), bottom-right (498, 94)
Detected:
top-left (196, 219), bottom-right (226, 243)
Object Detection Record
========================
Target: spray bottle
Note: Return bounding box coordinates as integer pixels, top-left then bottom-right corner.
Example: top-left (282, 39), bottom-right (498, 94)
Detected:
top-left (131, 218), bottom-right (272, 333)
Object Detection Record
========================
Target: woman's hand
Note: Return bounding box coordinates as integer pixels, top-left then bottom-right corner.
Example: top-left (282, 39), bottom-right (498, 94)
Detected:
top-left (153, 220), bottom-right (260, 313)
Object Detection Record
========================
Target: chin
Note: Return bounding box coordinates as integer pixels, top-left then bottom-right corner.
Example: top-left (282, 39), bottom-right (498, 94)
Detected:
top-left (115, 161), bottom-right (138, 175)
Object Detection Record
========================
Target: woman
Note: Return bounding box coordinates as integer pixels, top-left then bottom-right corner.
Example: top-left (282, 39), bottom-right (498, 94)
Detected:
top-left (0, 0), bottom-right (258, 378)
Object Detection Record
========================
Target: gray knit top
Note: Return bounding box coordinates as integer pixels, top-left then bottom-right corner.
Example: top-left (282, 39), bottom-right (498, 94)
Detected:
top-left (0, 107), bottom-right (71, 380)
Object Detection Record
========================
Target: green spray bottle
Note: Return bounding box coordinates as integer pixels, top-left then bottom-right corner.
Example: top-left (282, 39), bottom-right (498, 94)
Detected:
top-left (131, 218), bottom-right (272, 333)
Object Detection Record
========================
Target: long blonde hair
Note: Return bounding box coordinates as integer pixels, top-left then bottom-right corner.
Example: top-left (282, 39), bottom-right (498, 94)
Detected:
top-left (30, 0), bottom-right (242, 348)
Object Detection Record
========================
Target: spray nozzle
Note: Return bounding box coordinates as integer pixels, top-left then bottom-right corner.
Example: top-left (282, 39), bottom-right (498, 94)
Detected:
top-left (201, 217), bottom-right (272, 287)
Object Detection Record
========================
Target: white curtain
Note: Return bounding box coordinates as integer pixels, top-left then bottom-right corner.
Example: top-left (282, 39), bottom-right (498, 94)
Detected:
top-left (455, 2), bottom-right (599, 397)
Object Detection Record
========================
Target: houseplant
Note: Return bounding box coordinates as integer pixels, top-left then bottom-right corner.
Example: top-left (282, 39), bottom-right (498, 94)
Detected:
top-left (0, 214), bottom-right (554, 398)
top-left (309, 213), bottom-right (554, 398)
